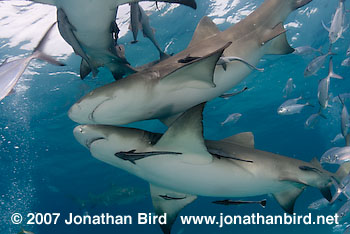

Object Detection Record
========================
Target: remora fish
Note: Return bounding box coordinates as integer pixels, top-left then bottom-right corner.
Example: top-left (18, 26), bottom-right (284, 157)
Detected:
top-left (115, 149), bottom-right (182, 164)
top-left (322, 0), bottom-right (347, 44)
top-left (31, 0), bottom-right (196, 79)
top-left (347, 44), bottom-right (350, 57)
top-left (133, 3), bottom-right (170, 60)
top-left (73, 103), bottom-right (350, 234)
top-left (0, 23), bottom-right (64, 102)
top-left (129, 2), bottom-right (141, 44)
top-left (212, 199), bottom-right (267, 208)
top-left (317, 57), bottom-right (343, 109)
top-left (56, 8), bottom-right (98, 79)
top-left (219, 86), bottom-right (248, 99)
top-left (69, 0), bottom-right (313, 126)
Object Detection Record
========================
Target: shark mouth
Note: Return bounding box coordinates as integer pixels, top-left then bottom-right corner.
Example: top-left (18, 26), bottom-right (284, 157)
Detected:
top-left (88, 98), bottom-right (112, 122)
top-left (85, 137), bottom-right (106, 149)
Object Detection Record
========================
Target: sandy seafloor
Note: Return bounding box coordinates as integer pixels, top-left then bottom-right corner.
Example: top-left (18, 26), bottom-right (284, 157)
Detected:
top-left (0, 0), bottom-right (350, 233)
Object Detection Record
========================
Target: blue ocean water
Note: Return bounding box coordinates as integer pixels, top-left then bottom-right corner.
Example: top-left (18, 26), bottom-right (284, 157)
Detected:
top-left (0, 0), bottom-right (349, 233)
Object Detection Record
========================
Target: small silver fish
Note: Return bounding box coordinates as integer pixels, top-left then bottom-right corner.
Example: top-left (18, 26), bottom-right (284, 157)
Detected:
top-left (339, 96), bottom-right (350, 138)
top-left (322, 0), bottom-right (347, 44)
top-left (282, 78), bottom-right (296, 98)
top-left (278, 102), bottom-right (313, 115)
top-left (304, 52), bottom-right (334, 77)
top-left (317, 57), bottom-right (343, 109)
top-left (337, 200), bottom-right (350, 223)
top-left (217, 56), bottom-right (264, 72)
top-left (308, 198), bottom-right (330, 210)
top-left (305, 113), bottom-right (321, 129)
top-left (279, 96), bottom-right (302, 108)
top-left (331, 133), bottom-right (344, 143)
top-left (341, 58), bottom-right (350, 67)
top-left (293, 46), bottom-right (321, 56)
top-left (333, 93), bottom-right (350, 103)
top-left (0, 23), bottom-right (64, 102)
top-left (347, 45), bottom-right (350, 57)
top-left (331, 172), bottom-right (350, 203)
top-left (221, 113), bottom-right (242, 126)
top-left (320, 146), bottom-right (350, 164)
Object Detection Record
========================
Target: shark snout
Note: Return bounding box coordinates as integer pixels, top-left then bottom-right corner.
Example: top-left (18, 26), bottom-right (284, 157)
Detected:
top-left (73, 125), bottom-right (106, 149)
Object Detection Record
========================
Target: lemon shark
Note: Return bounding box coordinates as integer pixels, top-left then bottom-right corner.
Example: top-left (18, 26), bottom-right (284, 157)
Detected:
top-left (30, 0), bottom-right (197, 79)
top-left (68, 0), bottom-right (313, 126)
top-left (73, 103), bottom-right (350, 234)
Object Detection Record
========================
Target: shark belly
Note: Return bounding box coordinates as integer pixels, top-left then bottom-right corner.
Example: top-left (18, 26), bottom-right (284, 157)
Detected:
top-left (56, 0), bottom-right (116, 50)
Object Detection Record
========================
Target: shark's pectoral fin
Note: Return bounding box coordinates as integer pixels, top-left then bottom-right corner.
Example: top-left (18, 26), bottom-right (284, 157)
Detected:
top-left (150, 184), bottom-right (197, 234)
top-left (221, 132), bottom-right (255, 148)
top-left (187, 16), bottom-right (220, 48)
top-left (273, 184), bottom-right (305, 214)
top-left (263, 23), bottom-right (294, 55)
top-left (161, 42), bottom-right (231, 89)
top-left (80, 59), bottom-right (91, 80)
top-left (156, 103), bottom-right (213, 164)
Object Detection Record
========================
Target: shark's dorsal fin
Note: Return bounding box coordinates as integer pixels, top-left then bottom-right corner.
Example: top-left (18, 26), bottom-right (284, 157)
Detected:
top-left (161, 42), bottom-right (231, 89)
top-left (150, 184), bottom-right (197, 234)
top-left (155, 103), bottom-right (213, 164)
top-left (310, 157), bottom-right (322, 169)
top-left (221, 132), bottom-right (255, 148)
top-left (273, 184), bottom-right (305, 214)
top-left (263, 23), bottom-right (294, 55)
top-left (188, 16), bottom-right (220, 49)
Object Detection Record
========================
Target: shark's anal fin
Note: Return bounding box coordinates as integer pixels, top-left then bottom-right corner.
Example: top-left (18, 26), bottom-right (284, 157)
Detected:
top-left (263, 23), bottom-right (294, 55)
top-left (188, 16), bottom-right (220, 49)
top-left (150, 184), bottom-right (197, 234)
top-left (161, 42), bottom-right (231, 89)
top-left (156, 103), bottom-right (213, 164)
top-left (221, 132), bottom-right (255, 148)
top-left (273, 184), bottom-right (305, 214)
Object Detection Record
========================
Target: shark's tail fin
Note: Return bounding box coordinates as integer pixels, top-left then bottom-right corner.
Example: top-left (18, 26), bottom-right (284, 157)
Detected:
top-left (32, 22), bottom-right (65, 66)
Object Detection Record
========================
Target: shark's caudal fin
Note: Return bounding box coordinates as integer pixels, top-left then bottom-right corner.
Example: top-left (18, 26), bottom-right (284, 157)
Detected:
top-left (161, 42), bottom-right (231, 89)
top-left (32, 22), bottom-right (65, 66)
top-left (156, 103), bottom-right (213, 164)
top-left (187, 16), bottom-right (220, 49)
top-left (150, 184), bottom-right (197, 234)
